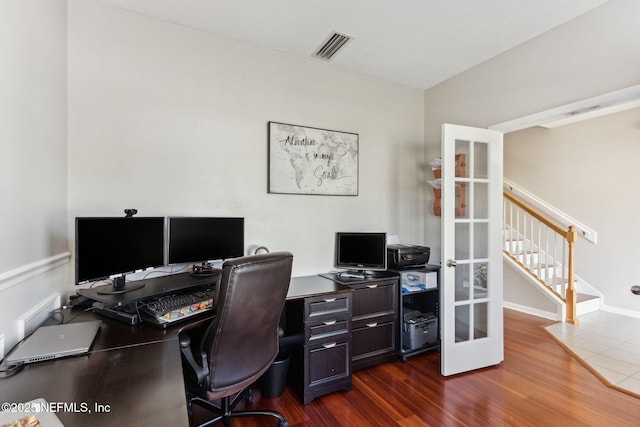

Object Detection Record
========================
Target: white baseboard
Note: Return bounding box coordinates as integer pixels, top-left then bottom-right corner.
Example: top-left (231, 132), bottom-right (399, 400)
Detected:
top-left (600, 304), bottom-right (640, 319)
top-left (506, 301), bottom-right (640, 321)
top-left (504, 301), bottom-right (560, 321)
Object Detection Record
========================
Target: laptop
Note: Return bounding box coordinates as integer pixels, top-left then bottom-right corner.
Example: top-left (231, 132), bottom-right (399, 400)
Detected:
top-left (5, 320), bottom-right (101, 365)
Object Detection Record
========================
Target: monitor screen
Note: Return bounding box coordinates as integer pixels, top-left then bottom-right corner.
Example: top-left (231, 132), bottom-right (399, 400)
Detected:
top-left (168, 217), bottom-right (245, 265)
top-left (75, 217), bottom-right (165, 284)
top-left (335, 232), bottom-right (387, 272)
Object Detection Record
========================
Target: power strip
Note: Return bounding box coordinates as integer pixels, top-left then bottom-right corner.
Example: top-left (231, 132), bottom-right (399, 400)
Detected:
top-left (92, 302), bottom-right (139, 325)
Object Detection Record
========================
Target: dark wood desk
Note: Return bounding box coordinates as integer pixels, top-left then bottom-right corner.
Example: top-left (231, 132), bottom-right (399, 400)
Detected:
top-left (0, 275), bottom-right (349, 426)
top-left (286, 274), bottom-right (351, 300)
top-left (0, 321), bottom-right (193, 426)
top-left (68, 309), bottom-right (188, 350)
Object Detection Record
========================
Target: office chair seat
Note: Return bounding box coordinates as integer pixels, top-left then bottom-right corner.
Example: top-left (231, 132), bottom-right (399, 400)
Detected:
top-left (180, 252), bottom-right (293, 427)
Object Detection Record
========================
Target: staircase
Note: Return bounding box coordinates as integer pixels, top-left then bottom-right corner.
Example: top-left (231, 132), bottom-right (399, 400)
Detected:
top-left (503, 190), bottom-right (601, 323)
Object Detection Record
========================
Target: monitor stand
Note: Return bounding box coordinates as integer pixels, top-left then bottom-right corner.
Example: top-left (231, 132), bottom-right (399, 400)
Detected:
top-left (337, 271), bottom-right (365, 279)
top-left (337, 270), bottom-right (382, 280)
top-left (97, 275), bottom-right (145, 295)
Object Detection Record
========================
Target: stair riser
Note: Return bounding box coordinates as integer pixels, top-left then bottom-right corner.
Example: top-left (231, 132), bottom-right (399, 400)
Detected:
top-left (504, 240), bottom-right (526, 252)
top-left (576, 297), bottom-right (600, 315)
top-left (534, 266), bottom-right (559, 281)
top-left (515, 253), bottom-right (540, 265)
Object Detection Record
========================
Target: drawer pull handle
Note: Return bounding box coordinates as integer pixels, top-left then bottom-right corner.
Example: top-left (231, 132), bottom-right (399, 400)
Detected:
top-left (322, 342), bottom-right (337, 349)
top-left (323, 298), bottom-right (336, 303)
top-left (323, 320), bottom-right (337, 326)
top-left (366, 284), bottom-right (378, 289)
top-left (366, 322), bottom-right (378, 328)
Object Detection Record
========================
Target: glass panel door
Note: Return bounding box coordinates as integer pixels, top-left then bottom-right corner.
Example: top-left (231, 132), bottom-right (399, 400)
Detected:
top-left (441, 124), bottom-right (503, 376)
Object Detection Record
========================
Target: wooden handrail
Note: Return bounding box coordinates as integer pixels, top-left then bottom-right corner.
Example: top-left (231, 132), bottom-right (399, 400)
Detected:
top-left (504, 192), bottom-right (566, 236)
top-left (504, 191), bottom-right (579, 324)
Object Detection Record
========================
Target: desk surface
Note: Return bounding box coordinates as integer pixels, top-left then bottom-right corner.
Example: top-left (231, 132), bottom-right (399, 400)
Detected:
top-left (69, 308), bottom-right (211, 350)
top-left (286, 274), bottom-right (350, 300)
top-left (0, 335), bottom-right (189, 426)
top-left (78, 272), bottom-right (219, 307)
top-left (0, 274), bottom-right (352, 427)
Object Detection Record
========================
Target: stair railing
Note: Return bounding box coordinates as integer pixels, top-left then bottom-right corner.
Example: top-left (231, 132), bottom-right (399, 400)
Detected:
top-left (503, 192), bottom-right (579, 324)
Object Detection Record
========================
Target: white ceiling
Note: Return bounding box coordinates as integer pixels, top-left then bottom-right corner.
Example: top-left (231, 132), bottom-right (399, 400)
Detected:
top-left (96, 0), bottom-right (610, 90)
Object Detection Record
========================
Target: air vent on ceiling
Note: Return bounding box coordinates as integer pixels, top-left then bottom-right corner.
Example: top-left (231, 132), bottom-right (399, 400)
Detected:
top-left (313, 32), bottom-right (352, 61)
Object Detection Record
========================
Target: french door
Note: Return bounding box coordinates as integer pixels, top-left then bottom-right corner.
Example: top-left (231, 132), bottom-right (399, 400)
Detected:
top-left (441, 124), bottom-right (503, 376)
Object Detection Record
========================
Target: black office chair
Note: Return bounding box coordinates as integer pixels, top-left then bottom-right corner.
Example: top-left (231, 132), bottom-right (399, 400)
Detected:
top-left (179, 251), bottom-right (293, 427)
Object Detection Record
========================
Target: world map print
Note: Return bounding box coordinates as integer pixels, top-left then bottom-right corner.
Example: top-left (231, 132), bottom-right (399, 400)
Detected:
top-left (268, 122), bottom-right (358, 195)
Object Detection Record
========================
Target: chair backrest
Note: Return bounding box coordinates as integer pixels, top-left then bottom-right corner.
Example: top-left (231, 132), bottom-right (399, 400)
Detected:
top-left (201, 251), bottom-right (293, 394)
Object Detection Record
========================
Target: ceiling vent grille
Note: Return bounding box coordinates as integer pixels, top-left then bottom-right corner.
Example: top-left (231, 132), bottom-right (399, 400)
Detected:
top-left (313, 32), bottom-right (351, 61)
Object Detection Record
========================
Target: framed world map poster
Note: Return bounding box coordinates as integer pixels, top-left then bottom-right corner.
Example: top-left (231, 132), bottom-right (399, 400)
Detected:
top-left (268, 121), bottom-right (359, 195)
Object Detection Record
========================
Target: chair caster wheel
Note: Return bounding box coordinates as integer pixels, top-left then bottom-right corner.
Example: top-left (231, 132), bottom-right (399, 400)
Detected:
top-left (279, 421), bottom-right (289, 427)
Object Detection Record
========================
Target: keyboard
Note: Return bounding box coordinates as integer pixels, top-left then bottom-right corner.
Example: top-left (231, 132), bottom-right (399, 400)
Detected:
top-left (139, 287), bottom-right (214, 327)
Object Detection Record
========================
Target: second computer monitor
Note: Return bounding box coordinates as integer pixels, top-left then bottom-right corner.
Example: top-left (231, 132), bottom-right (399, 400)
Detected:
top-left (168, 217), bottom-right (245, 265)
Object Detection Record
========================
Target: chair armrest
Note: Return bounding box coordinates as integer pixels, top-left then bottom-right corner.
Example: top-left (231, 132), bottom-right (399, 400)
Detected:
top-left (179, 332), bottom-right (192, 348)
top-left (179, 332), bottom-right (209, 385)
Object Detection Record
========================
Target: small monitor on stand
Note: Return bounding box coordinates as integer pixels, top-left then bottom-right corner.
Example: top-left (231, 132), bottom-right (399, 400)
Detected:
top-left (334, 232), bottom-right (387, 279)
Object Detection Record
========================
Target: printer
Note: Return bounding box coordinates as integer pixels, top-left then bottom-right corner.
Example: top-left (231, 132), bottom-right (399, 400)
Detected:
top-left (387, 244), bottom-right (430, 269)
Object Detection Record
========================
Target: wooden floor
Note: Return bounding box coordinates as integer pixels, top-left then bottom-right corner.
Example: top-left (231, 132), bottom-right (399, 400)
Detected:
top-left (190, 309), bottom-right (640, 426)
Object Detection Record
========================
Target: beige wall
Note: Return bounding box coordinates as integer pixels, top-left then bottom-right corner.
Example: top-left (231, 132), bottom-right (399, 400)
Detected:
top-left (0, 0), bottom-right (68, 272)
top-left (424, 0), bottom-right (640, 315)
top-left (68, 0), bottom-right (425, 277)
top-left (0, 0), bottom-right (69, 353)
top-left (424, 0), bottom-right (640, 249)
top-left (505, 108), bottom-right (640, 312)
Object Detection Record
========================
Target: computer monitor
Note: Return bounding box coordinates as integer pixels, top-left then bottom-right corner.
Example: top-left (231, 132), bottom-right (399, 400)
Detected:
top-left (167, 217), bottom-right (245, 267)
top-left (75, 217), bottom-right (165, 294)
top-left (335, 232), bottom-right (387, 276)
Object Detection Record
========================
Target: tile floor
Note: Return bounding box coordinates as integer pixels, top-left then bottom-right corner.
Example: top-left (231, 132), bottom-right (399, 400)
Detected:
top-left (544, 310), bottom-right (640, 398)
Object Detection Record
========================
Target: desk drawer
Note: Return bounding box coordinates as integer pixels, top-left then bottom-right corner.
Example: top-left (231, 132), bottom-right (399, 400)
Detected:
top-left (308, 336), bottom-right (351, 387)
top-left (305, 293), bottom-right (351, 320)
top-left (352, 320), bottom-right (396, 367)
top-left (308, 315), bottom-right (350, 342)
top-left (351, 280), bottom-right (396, 320)
top-left (287, 289), bottom-right (353, 405)
top-left (352, 311), bottom-right (396, 331)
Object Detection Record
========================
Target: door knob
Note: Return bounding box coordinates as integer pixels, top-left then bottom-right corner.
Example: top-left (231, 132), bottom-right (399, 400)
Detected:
top-left (446, 259), bottom-right (457, 267)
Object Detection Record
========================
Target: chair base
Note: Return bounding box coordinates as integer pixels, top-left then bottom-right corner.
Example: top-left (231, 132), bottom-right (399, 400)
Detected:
top-left (189, 389), bottom-right (289, 427)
